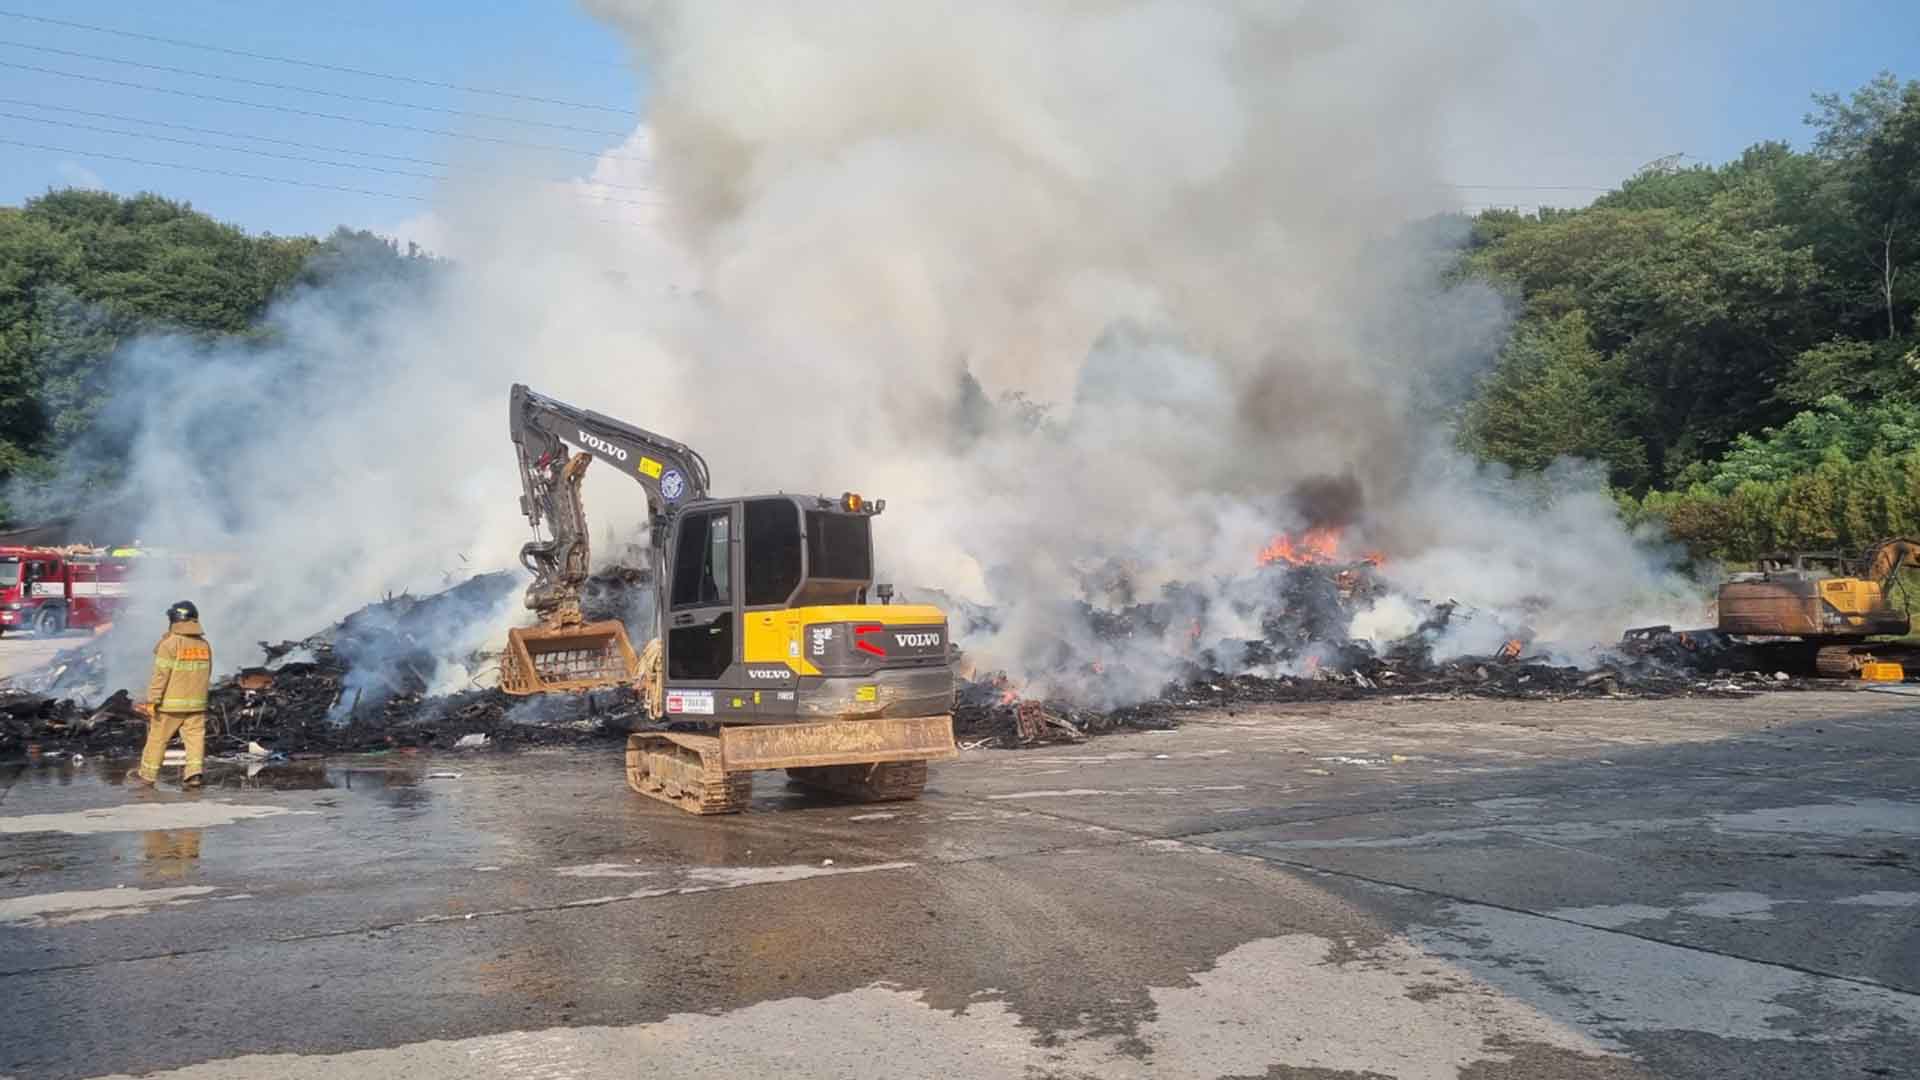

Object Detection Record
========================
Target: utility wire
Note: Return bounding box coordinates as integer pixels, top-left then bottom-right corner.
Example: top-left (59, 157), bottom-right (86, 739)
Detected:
top-left (2, 110), bottom-right (440, 181)
top-left (0, 111), bottom-right (665, 207)
top-left (0, 98), bottom-right (655, 191)
top-left (0, 138), bottom-right (664, 219)
top-left (0, 33), bottom-right (1615, 199)
top-left (0, 9), bottom-right (636, 115)
top-left (0, 18), bottom-right (1624, 199)
top-left (0, 40), bottom-right (630, 137)
top-left (0, 61), bottom-right (644, 161)
top-left (0, 136), bottom-right (427, 202)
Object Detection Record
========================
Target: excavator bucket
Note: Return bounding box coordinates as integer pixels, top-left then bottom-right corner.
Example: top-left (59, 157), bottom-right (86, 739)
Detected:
top-left (500, 620), bottom-right (640, 696)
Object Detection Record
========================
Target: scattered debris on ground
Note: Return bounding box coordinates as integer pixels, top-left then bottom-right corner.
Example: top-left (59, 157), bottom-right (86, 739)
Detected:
top-left (2, 558), bottom-right (1825, 759)
top-left (948, 560), bottom-right (1820, 748)
top-left (0, 570), bottom-right (650, 760)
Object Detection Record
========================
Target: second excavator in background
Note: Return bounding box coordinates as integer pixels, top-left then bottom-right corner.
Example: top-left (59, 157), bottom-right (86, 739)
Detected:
top-left (502, 384), bottom-right (958, 814)
top-left (1715, 537), bottom-right (1920, 678)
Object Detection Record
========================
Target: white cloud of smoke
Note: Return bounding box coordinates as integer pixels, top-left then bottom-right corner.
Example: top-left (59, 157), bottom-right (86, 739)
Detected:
top-left (87, 1), bottom-right (1703, 700)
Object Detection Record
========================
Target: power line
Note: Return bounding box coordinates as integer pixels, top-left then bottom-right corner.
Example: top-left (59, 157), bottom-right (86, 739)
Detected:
top-left (2, 110), bottom-right (439, 181)
top-left (0, 17), bottom-right (1622, 202)
top-left (0, 98), bottom-right (655, 191)
top-left (4, 136), bottom-right (666, 224)
top-left (1, 135), bottom-right (427, 202)
top-left (0, 40), bottom-right (631, 137)
top-left (0, 61), bottom-right (644, 161)
top-left (0, 111), bottom-right (666, 207)
top-left (0, 9), bottom-right (636, 115)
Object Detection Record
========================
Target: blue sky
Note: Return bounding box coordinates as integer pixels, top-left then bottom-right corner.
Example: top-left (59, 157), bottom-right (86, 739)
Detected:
top-left (0, 1), bottom-right (1916, 237)
top-left (0, 0), bottom-right (641, 236)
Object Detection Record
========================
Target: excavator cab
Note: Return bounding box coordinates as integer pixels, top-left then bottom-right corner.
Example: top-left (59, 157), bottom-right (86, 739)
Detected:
top-left (654, 492), bottom-right (953, 719)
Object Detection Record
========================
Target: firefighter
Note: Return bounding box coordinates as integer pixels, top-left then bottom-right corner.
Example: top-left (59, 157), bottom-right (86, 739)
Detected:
top-left (130, 601), bottom-right (212, 789)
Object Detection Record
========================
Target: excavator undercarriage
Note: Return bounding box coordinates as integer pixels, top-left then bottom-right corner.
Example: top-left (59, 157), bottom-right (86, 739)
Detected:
top-left (624, 717), bottom-right (953, 814)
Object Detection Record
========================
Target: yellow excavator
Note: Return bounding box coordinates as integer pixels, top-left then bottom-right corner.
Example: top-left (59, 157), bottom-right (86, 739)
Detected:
top-left (501, 384), bottom-right (957, 814)
top-left (1718, 537), bottom-right (1920, 677)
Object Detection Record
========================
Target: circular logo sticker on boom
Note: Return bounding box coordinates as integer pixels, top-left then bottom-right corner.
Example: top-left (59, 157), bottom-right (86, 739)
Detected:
top-left (660, 468), bottom-right (687, 502)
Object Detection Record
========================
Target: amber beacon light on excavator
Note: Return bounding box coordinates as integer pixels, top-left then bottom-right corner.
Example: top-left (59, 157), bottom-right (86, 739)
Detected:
top-left (502, 384), bottom-right (958, 814)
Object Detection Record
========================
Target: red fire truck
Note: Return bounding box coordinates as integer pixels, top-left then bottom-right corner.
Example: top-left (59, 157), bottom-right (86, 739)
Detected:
top-left (0, 546), bottom-right (135, 637)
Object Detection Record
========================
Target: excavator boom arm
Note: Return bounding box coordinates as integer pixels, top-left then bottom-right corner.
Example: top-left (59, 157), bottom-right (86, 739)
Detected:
top-left (509, 383), bottom-right (712, 623)
top-left (1862, 537), bottom-right (1920, 588)
top-left (511, 384), bottom-right (710, 526)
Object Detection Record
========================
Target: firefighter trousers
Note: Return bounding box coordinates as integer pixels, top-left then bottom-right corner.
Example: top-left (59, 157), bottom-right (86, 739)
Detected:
top-left (139, 711), bottom-right (205, 782)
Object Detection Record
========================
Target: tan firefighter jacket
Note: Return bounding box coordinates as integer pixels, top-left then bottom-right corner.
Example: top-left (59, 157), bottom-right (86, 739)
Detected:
top-left (147, 620), bottom-right (212, 714)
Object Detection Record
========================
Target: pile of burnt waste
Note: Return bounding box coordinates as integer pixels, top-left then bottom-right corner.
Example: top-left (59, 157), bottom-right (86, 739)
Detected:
top-left (4, 558), bottom-right (1821, 760)
top-left (948, 560), bottom-right (1817, 748)
top-left (0, 569), bottom-right (652, 759)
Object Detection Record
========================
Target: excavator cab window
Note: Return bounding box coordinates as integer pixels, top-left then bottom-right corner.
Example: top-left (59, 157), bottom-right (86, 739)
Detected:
top-left (744, 499), bottom-right (803, 606)
top-left (671, 509), bottom-right (731, 608)
top-left (668, 507), bottom-right (735, 681)
top-left (795, 510), bottom-right (873, 605)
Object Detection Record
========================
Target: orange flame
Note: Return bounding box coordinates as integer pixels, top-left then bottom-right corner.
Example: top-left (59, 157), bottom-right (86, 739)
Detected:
top-left (1258, 526), bottom-right (1343, 567)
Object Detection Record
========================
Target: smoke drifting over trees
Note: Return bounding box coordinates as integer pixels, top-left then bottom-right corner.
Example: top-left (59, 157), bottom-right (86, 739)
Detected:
top-left (33, 3), bottom-right (1911, 698)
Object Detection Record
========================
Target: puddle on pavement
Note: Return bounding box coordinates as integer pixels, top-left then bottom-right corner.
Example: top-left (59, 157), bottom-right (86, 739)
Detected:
top-left (1, 756), bottom-right (435, 797)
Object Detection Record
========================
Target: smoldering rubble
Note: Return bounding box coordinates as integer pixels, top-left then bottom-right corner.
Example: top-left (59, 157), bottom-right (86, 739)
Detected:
top-left (943, 556), bottom-right (1812, 748)
top-left (2, 556), bottom-right (1810, 761)
top-left (0, 569), bottom-right (660, 760)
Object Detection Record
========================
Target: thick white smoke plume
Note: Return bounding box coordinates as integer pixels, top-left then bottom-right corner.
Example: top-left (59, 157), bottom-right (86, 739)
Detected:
top-left (95, 1), bottom-right (1699, 699)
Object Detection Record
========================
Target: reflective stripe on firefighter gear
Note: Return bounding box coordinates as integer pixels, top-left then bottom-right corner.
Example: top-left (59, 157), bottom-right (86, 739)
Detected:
top-left (138, 711), bottom-right (205, 782)
top-left (147, 619), bottom-right (212, 715)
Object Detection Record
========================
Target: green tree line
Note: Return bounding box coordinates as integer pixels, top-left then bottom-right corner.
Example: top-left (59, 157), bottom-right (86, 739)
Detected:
top-left (4, 75), bottom-right (1918, 561)
top-left (1459, 72), bottom-right (1920, 560)
top-left (0, 189), bottom-right (429, 523)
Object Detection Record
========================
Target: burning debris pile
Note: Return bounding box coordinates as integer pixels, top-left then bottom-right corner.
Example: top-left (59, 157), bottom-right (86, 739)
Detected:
top-left (0, 570), bottom-right (652, 759)
top-left (948, 532), bottom-right (1813, 748)
top-left (0, 534), bottom-right (1816, 760)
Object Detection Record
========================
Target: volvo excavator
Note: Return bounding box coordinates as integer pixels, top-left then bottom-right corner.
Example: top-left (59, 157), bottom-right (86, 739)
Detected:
top-left (1717, 537), bottom-right (1920, 677)
top-left (503, 384), bottom-right (957, 814)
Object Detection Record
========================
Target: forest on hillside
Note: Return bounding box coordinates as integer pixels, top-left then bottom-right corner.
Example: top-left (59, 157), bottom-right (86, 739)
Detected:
top-left (0, 188), bottom-right (432, 524)
top-left (1461, 73), bottom-right (1920, 558)
top-left (1, 73), bottom-right (1916, 563)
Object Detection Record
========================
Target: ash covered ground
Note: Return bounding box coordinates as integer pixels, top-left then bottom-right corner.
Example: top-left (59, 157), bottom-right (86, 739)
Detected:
top-left (0, 557), bottom-right (1805, 762)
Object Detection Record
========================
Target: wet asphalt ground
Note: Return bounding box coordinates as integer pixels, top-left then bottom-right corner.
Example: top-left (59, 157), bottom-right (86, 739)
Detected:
top-left (0, 632), bottom-right (76, 681)
top-left (2, 689), bottom-right (1919, 1078)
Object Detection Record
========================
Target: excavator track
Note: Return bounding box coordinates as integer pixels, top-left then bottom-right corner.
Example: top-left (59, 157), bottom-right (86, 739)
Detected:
top-left (785, 760), bottom-right (929, 802)
top-left (625, 733), bottom-right (752, 815)
top-left (1816, 645), bottom-right (1869, 678)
